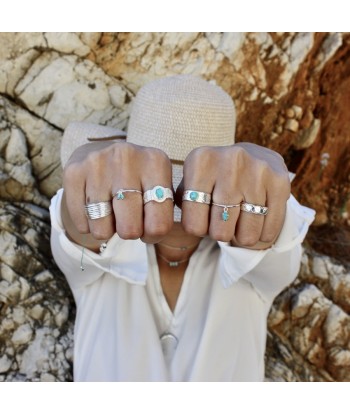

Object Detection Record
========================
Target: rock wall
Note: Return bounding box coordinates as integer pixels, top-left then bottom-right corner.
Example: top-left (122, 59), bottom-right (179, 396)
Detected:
top-left (0, 32), bottom-right (349, 381)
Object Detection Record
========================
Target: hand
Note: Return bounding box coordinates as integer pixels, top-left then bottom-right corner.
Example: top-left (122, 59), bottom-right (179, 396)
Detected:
top-left (62, 141), bottom-right (174, 250)
top-left (178, 143), bottom-right (291, 249)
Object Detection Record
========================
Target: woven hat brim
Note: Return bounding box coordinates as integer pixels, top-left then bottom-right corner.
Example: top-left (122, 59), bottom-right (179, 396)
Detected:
top-left (61, 122), bottom-right (126, 168)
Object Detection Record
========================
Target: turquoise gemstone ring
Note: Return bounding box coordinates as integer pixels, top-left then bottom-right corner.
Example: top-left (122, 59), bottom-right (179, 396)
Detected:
top-left (182, 190), bottom-right (211, 205)
top-left (143, 186), bottom-right (174, 204)
top-left (212, 202), bottom-right (241, 221)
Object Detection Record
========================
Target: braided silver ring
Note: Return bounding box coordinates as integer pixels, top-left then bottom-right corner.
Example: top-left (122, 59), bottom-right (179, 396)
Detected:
top-left (84, 201), bottom-right (113, 220)
top-left (183, 190), bottom-right (211, 205)
top-left (143, 186), bottom-right (173, 204)
top-left (240, 202), bottom-right (268, 216)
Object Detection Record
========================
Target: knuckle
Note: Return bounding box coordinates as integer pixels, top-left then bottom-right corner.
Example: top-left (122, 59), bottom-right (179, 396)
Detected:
top-left (144, 221), bottom-right (172, 238)
top-left (235, 232), bottom-right (260, 247)
top-left (146, 147), bottom-right (169, 164)
top-left (273, 174), bottom-right (291, 197)
top-left (182, 220), bottom-right (207, 237)
top-left (186, 146), bottom-right (212, 167)
top-left (75, 222), bottom-right (90, 234)
top-left (260, 231), bottom-right (276, 244)
top-left (90, 227), bottom-right (114, 241)
top-left (117, 226), bottom-right (142, 240)
top-left (209, 228), bottom-right (232, 243)
top-left (232, 145), bottom-right (248, 165)
top-left (63, 162), bottom-right (82, 185)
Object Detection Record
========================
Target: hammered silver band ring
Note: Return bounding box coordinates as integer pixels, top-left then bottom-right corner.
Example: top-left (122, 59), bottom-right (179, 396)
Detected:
top-left (143, 186), bottom-right (174, 204)
top-left (240, 202), bottom-right (268, 216)
top-left (182, 190), bottom-right (211, 205)
top-left (84, 201), bottom-right (113, 220)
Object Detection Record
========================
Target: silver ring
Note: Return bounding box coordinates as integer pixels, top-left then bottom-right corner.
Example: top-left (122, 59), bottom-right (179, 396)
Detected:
top-left (240, 202), bottom-right (268, 216)
top-left (212, 202), bottom-right (240, 221)
top-left (84, 201), bottom-right (113, 220)
top-left (113, 189), bottom-right (142, 200)
top-left (143, 186), bottom-right (173, 204)
top-left (183, 190), bottom-right (211, 205)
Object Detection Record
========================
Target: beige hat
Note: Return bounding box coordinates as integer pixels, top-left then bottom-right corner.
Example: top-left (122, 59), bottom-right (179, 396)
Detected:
top-left (61, 75), bottom-right (236, 220)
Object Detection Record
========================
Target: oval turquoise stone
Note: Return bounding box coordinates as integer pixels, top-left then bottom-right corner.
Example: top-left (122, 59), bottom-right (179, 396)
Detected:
top-left (155, 187), bottom-right (164, 199)
top-left (190, 191), bottom-right (198, 201)
top-left (222, 211), bottom-right (229, 221)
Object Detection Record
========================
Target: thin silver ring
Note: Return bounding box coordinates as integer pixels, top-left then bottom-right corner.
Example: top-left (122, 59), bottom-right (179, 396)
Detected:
top-left (212, 202), bottom-right (241, 209)
top-left (212, 202), bottom-right (240, 221)
top-left (183, 190), bottom-right (211, 205)
top-left (113, 189), bottom-right (142, 200)
top-left (84, 201), bottom-right (113, 220)
top-left (143, 185), bottom-right (173, 204)
top-left (240, 202), bottom-right (268, 216)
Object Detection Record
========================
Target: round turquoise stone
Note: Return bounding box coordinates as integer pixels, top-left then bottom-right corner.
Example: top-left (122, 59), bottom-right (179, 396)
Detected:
top-left (222, 211), bottom-right (229, 221)
top-left (190, 191), bottom-right (198, 201)
top-left (155, 187), bottom-right (164, 199)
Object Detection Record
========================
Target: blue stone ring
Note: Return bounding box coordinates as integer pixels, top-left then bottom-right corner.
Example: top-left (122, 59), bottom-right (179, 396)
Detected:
top-left (240, 202), bottom-right (268, 216)
top-left (182, 190), bottom-right (211, 205)
top-left (212, 202), bottom-right (241, 222)
top-left (143, 186), bottom-right (174, 204)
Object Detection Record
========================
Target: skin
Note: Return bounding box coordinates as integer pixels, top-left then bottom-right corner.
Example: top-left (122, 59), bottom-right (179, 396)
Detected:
top-left (61, 141), bottom-right (291, 310)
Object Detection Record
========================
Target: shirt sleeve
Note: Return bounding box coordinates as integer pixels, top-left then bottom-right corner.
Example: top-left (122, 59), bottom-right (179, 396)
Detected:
top-left (218, 194), bottom-right (315, 303)
top-left (50, 189), bottom-right (148, 293)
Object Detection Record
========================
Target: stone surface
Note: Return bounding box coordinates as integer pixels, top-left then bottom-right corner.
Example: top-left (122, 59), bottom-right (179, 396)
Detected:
top-left (0, 32), bottom-right (349, 382)
top-left (266, 249), bottom-right (350, 381)
top-left (0, 201), bottom-right (74, 381)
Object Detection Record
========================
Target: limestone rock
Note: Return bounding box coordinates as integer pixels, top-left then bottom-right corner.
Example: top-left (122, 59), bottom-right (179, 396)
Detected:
top-left (266, 249), bottom-right (350, 381)
top-left (0, 201), bottom-right (74, 381)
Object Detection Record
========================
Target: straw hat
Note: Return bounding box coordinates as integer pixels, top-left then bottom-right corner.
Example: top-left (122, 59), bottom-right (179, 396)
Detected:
top-left (61, 75), bottom-right (236, 220)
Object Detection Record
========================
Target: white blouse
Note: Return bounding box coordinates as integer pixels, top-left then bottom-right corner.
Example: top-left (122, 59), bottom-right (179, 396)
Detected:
top-left (50, 189), bottom-right (314, 381)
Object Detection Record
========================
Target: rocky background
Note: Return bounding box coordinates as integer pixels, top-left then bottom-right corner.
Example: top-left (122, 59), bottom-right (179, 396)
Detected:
top-left (0, 32), bottom-right (349, 381)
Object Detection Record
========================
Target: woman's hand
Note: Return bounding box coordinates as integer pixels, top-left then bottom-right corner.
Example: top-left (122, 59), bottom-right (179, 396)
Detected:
top-left (62, 141), bottom-right (174, 251)
top-left (178, 143), bottom-right (291, 249)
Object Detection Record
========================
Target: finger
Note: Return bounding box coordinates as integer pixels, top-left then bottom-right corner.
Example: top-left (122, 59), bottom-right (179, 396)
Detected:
top-left (259, 191), bottom-right (287, 244)
top-left (85, 175), bottom-right (115, 241)
top-left (181, 151), bottom-right (214, 237)
top-left (209, 185), bottom-right (241, 243)
top-left (63, 162), bottom-right (90, 234)
top-left (112, 186), bottom-right (143, 240)
top-left (234, 193), bottom-right (266, 247)
top-left (141, 151), bottom-right (174, 244)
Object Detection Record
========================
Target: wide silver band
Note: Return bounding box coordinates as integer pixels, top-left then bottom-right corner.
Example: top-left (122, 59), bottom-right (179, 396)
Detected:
top-left (113, 189), bottom-right (142, 200)
top-left (182, 190), bottom-right (211, 205)
top-left (84, 201), bottom-right (113, 220)
top-left (240, 202), bottom-right (268, 216)
top-left (143, 186), bottom-right (173, 204)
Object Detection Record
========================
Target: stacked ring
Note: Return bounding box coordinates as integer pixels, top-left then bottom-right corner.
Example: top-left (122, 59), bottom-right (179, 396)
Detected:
top-left (113, 189), bottom-right (142, 200)
top-left (143, 185), bottom-right (173, 204)
top-left (240, 202), bottom-right (268, 216)
top-left (183, 190), bottom-right (211, 205)
top-left (85, 201), bottom-right (112, 220)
